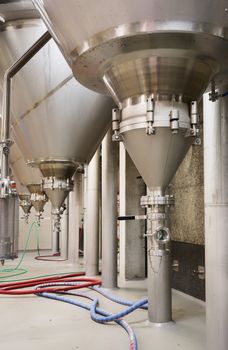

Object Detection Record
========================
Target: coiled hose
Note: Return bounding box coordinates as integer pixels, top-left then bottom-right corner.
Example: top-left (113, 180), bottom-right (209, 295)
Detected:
top-left (37, 281), bottom-right (148, 350)
top-left (91, 285), bottom-right (148, 310)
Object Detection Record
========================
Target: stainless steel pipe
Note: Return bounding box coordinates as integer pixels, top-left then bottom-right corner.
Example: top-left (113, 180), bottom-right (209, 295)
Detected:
top-left (1, 31), bottom-right (51, 183)
top-left (146, 190), bottom-right (172, 324)
top-left (60, 197), bottom-right (69, 260)
top-left (203, 86), bottom-right (228, 350)
top-left (101, 129), bottom-right (118, 288)
top-left (51, 206), bottom-right (60, 255)
top-left (86, 149), bottom-right (100, 276)
top-left (68, 172), bottom-right (82, 264)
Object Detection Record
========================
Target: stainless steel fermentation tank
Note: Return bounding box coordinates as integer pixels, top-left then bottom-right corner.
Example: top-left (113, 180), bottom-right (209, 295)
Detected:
top-left (0, 1), bottom-right (114, 255)
top-left (34, 0), bottom-right (228, 324)
top-left (0, 112), bottom-right (44, 260)
top-left (10, 143), bottom-right (47, 223)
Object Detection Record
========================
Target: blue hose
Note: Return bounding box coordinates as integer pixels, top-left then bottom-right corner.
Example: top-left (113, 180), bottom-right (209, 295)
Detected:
top-left (91, 285), bottom-right (148, 310)
top-left (90, 297), bottom-right (148, 323)
top-left (38, 289), bottom-right (137, 350)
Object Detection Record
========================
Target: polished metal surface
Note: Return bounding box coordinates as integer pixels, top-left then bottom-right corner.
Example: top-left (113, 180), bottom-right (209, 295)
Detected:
top-left (86, 149), bottom-right (100, 276)
top-left (39, 161), bottom-right (76, 179)
top-left (18, 193), bottom-right (31, 214)
top-left (18, 193), bottom-right (32, 222)
top-left (0, 17), bottom-right (114, 174)
top-left (102, 130), bottom-right (118, 288)
top-left (123, 127), bottom-right (191, 192)
top-left (119, 99), bottom-right (192, 192)
top-left (34, 0), bottom-right (228, 102)
top-left (203, 86), bottom-right (228, 350)
top-left (146, 190), bottom-right (172, 323)
top-left (0, 193), bottom-right (19, 260)
top-left (27, 183), bottom-right (48, 218)
top-left (10, 143), bottom-right (43, 190)
top-left (0, 0), bottom-right (37, 22)
top-left (43, 178), bottom-right (72, 211)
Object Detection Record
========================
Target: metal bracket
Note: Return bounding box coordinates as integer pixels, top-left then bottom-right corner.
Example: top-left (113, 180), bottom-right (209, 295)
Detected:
top-left (209, 81), bottom-right (219, 102)
top-left (172, 259), bottom-right (179, 272)
top-left (112, 108), bottom-right (121, 141)
top-left (169, 109), bottom-right (179, 133)
top-left (141, 194), bottom-right (174, 207)
top-left (192, 265), bottom-right (205, 280)
top-left (146, 96), bottom-right (155, 135)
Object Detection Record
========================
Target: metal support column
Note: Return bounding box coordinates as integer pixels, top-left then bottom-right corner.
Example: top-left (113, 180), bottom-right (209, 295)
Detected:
top-left (68, 172), bottom-right (82, 264)
top-left (101, 129), bottom-right (118, 288)
top-left (86, 149), bottom-right (100, 276)
top-left (204, 86), bottom-right (228, 350)
top-left (60, 197), bottom-right (69, 260)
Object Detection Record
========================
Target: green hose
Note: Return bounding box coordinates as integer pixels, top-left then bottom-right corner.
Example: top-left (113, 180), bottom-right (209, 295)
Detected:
top-left (0, 220), bottom-right (82, 283)
top-left (0, 220), bottom-right (40, 280)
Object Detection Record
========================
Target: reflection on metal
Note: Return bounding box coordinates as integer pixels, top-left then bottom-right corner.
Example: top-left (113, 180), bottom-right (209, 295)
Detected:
top-left (32, 0), bottom-right (228, 324)
top-left (0, 30), bottom-right (51, 198)
top-left (0, 191), bottom-right (19, 261)
top-left (142, 190), bottom-right (173, 323)
top-left (18, 193), bottom-right (32, 224)
top-left (27, 184), bottom-right (48, 224)
top-left (33, 0), bottom-right (228, 97)
top-left (10, 143), bottom-right (46, 223)
top-left (102, 130), bottom-right (118, 288)
top-left (0, 6), bottom-right (113, 250)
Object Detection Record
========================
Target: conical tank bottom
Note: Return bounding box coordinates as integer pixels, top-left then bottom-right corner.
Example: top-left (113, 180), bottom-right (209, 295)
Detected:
top-left (18, 194), bottom-right (32, 215)
top-left (20, 203), bottom-right (32, 215)
top-left (39, 161), bottom-right (76, 179)
top-left (122, 128), bottom-right (192, 192)
top-left (44, 188), bottom-right (69, 211)
top-left (32, 200), bottom-right (46, 213)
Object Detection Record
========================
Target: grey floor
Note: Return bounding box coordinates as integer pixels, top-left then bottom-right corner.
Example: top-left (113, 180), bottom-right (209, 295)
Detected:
top-left (0, 252), bottom-right (205, 350)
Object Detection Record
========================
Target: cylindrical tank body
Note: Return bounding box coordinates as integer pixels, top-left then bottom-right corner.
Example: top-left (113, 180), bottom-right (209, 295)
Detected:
top-left (0, 194), bottom-right (19, 260)
top-left (34, 0), bottom-right (228, 100)
top-left (0, 1), bottom-right (114, 231)
top-left (0, 5), bottom-right (114, 171)
top-left (10, 143), bottom-right (43, 191)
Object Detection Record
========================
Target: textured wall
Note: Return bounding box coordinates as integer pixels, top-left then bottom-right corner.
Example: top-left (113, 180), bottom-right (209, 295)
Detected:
top-left (168, 130), bottom-right (204, 245)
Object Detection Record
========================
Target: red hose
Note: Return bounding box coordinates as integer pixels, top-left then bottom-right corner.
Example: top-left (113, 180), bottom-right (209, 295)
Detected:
top-left (0, 273), bottom-right (101, 295)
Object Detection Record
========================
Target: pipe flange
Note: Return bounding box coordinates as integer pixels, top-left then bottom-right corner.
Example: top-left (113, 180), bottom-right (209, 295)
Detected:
top-left (141, 194), bottom-right (174, 207)
top-left (148, 248), bottom-right (170, 257)
top-left (42, 177), bottom-right (74, 191)
top-left (147, 212), bottom-right (166, 221)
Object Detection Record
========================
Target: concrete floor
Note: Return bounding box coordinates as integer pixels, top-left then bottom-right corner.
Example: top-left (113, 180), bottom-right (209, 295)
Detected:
top-left (0, 251), bottom-right (206, 350)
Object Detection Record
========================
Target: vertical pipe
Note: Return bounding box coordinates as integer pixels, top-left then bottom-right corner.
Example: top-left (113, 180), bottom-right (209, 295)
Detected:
top-left (102, 129), bottom-right (118, 288)
top-left (60, 197), bottom-right (69, 260)
top-left (119, 143), bottom-right (126, 281)
top-left (204, 87), bottom-right (228, 350)
top-left (51, 207), bottom-right (59, 255)
top-left (1, 31), bottom-right (51, 184)
top-left (147, 190), bottom-right (172, 324)
top-left (68, 172), bottom-right (81, 264)
top-left (86, 149), bottom-right (100, 276)
top-left (83, 167), bottom-right (87, 262)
